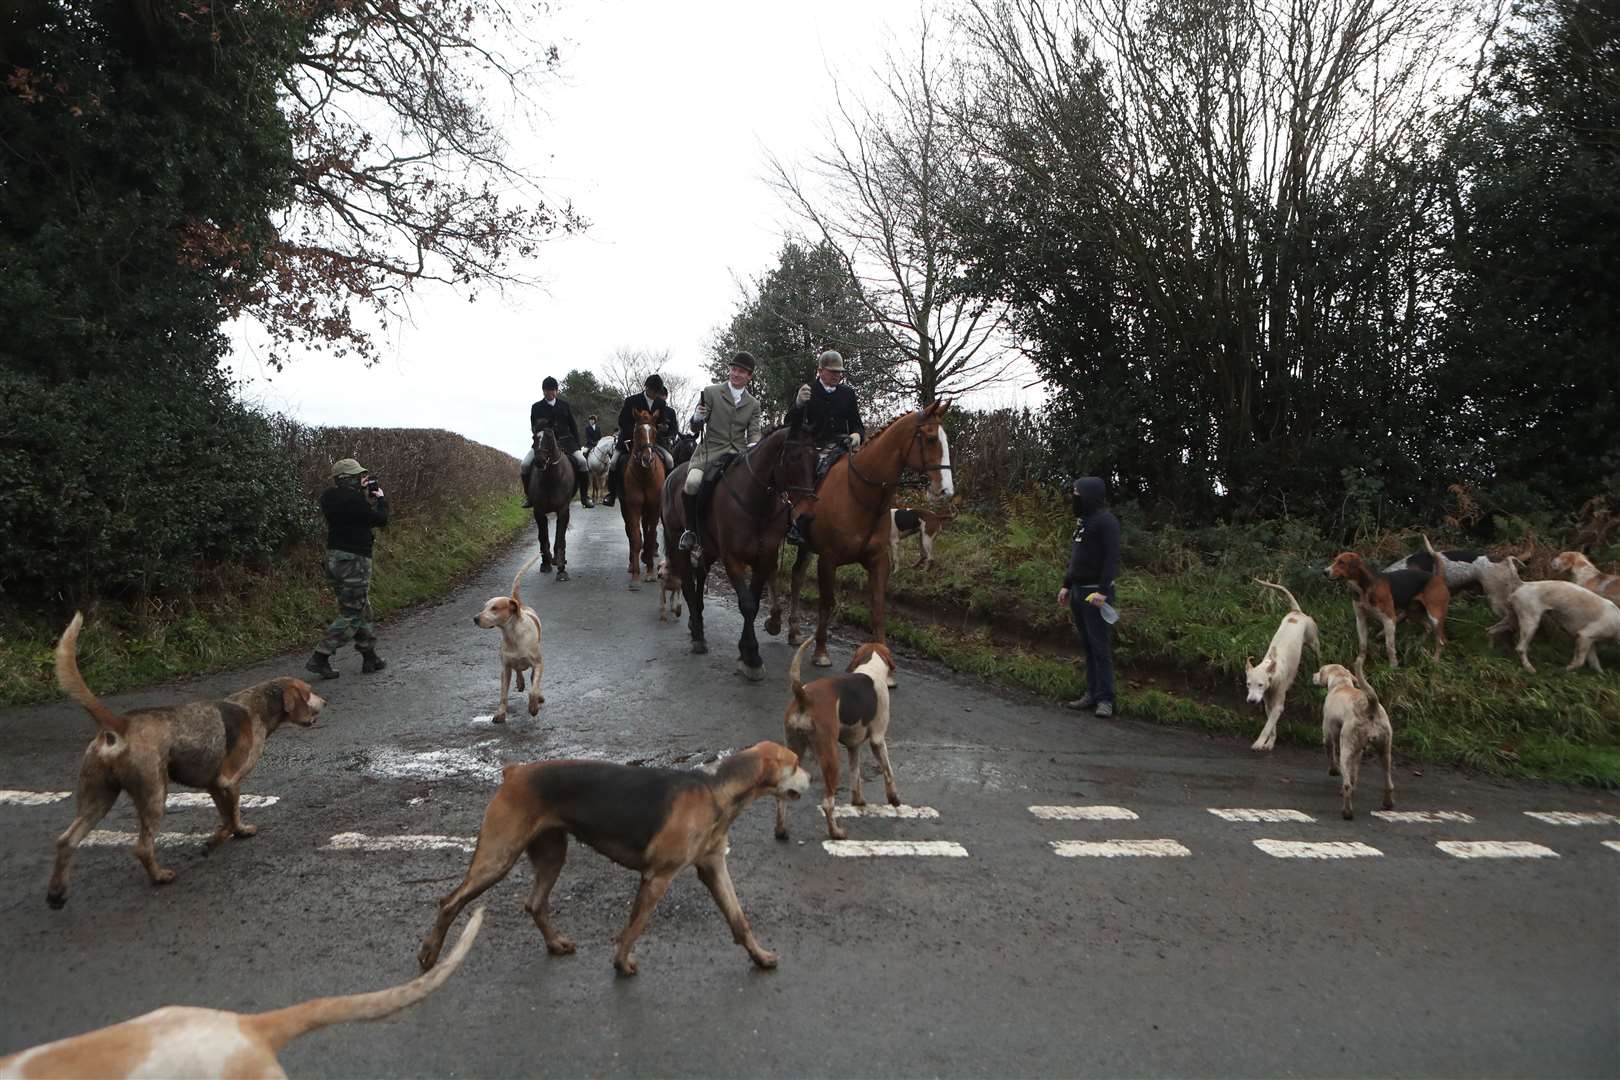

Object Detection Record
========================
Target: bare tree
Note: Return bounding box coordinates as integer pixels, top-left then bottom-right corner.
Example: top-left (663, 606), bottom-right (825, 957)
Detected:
top-left (768, 16), bottom-right (1013, 406)
top-left (598, 347), bottom-right (679, 398)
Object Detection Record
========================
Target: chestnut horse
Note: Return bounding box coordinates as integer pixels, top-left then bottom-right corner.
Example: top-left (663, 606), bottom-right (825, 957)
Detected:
top-left (787, 402), bottom-right (955, 675)
top-left (660, 424), bottom-right (818, 679)
top-left (527, 426), bottom-right (575, 582)
top-left (620, 409), bottom-right (665, 590)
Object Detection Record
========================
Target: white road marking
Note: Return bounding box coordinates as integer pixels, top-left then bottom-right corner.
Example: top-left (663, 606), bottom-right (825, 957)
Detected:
top-left (1254, 839), bottom-right (1381, 859)
top-left (324, 832), bottom-right (477, 853)
top-left (1029, 805), bottom-right (1138, 821)
top-left (1051, 839), bottom-right (1190, 858)
top-left (1373, 810), bottom-right (1475, 823)
top-left (0, 791), bottom-right (279, 809)
top-left (80, 830), bottom-right (209, 848)
top-left (822, 840), bottom-right (968, 857)
top-left (1524, 811), bottom-right (1620, 826)
top-left (1602, 841), bottom-right (1620, 854)
top-left (832, 804), bottom-right (939, 819)
top-left (1209, 808), bottom-right (1314, 823)
top-left (1437, 841), bottom-right (1559, 859)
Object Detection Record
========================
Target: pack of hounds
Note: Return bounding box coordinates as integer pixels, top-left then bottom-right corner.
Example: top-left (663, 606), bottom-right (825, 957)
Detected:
top-left (9, 534), bottom-right (1616, 1077)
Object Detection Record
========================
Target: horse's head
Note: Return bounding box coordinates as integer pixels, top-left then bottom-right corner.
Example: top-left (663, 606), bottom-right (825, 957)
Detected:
top-left (533, 425), bottom-right (561, 466)
top-left (906, 401), bottom-right (955, 499)
top-left (632, 409), bottom-right (657, 469)
top-left (778, 421), bottom-right (820, 518)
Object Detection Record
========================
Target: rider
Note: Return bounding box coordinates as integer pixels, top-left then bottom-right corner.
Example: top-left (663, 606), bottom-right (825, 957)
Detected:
top-left (677, 351), bottom-right (761, 554)
top-left (521, 375), bottom-right (592, 508)
top-left (583, 414), bottom-right (603, 451)
top-left (783, 349), bottom-right (865, 546)
top-left (602, 373), bottom-right (679, 507)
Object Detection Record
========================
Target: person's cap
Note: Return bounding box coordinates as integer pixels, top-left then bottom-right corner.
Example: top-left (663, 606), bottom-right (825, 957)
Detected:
top-left (816, 349), bottom-right (845, 372)
top-left (542, 376), bottom-right (559, 391)
top-left (644, 373), bottom-right (667, 393)
top-left (730, 351), bottom-right (757, 374)
top-left (332, 458), bottom-right (366, 477)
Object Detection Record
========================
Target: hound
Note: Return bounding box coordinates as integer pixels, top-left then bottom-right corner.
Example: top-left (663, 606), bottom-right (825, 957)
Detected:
top-left (1502, 580), bottom-right (1620, 673)
top-left (656, 557), bottom-right (683, 622)
top-left (1325, 535), bottom-right (1450, 666)
top-left (1551, 551), bottom-right (1620, 605)
top-left (1, 908), bottom-right (483, 1079)
top-left (1384, 547), bottom-right (1490, 593)
top-left (775, 639), bottom-right (899, 841)
top-left (46, 614), bottom-right (325, 908)
top-left (1478, 555), bottom-right (1529, 637)
top-left (472, 553), bottom-right (543, 723)
top-left (417, 742), bottom-right (810, 977)
top-left (1245, 580), bottom-right (1322, 751)
top-left (889, 506), bottom-right (955, 570)
top-left (1312, 660), bottom-right (1394, 820)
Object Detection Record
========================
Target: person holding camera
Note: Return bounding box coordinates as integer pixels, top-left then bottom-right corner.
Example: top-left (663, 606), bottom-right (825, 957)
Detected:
top-left (306, 458), bottom-right (390, 680)
top-left (1056, 476), bottom-right (1120, 716)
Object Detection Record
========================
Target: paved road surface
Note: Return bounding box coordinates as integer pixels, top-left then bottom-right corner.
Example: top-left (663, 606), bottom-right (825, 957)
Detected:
top-left (2, 509), bottom-right (1617, 1077)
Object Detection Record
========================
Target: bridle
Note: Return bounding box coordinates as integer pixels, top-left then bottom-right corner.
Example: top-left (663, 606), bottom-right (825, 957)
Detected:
top-left (724, 428), bottom-right (818, 521)
top-left (845, 416), bottom-right (949, 511)
top-left (633, 422), bottom-right (656, 470)
top-left (532, 428), bottom-right (562, 470)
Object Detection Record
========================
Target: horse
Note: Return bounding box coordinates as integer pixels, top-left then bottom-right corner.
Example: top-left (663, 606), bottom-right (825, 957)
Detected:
top-left (660, 424), bottom-right (818, 680)
top-left (786, 402), bottom-right (955, 676)
top-left (672, 431), bottom-right (698, 467)
top-left (620, 410), bottom-right (666, 591)
top-left (587, 435), bottom-right (615, 505)
top-left (527, 426), bottom-right (576, 582)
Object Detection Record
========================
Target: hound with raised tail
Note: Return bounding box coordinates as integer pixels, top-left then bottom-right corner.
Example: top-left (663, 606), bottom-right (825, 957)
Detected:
top-left (1552, 550), bottom-right (1620, 604)
top-left (46, 613), bottom-right (325, 909)
top-left (1325, 534), bottom-right (1450, 666)
top-left (472, 553), bottom-right (543, 723)
top-left (1312, 659), bottom-right (1394, 820)
top-left (0, 907), bottom-right (484, 1080)
top-left (1245, 579), bottom-right (1322, 751)
top-left (418, 743), bottom-right (809, 977)
top-left (775, 638), bottom-right (899, 841)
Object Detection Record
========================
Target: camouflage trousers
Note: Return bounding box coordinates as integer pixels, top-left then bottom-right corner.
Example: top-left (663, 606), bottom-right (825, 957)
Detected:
top-left (316, 550), bottom-right (377, 655)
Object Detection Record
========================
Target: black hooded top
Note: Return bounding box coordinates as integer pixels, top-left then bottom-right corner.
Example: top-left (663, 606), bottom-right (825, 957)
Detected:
top-left (1063, 476), bottom-right (1120, 590)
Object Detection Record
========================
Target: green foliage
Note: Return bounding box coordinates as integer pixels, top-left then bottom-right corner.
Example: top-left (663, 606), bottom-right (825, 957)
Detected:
top-left (561, 369), bottom-right (621, 436)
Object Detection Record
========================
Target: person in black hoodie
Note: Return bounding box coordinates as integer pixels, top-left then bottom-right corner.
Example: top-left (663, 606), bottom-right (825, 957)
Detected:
top-left (307, 457), bottom-right (391, 679)
top-left (1057, 475), bottom-right (1120, 716)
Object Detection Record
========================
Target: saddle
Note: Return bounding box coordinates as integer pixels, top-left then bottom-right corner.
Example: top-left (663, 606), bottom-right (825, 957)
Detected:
top-left (814, 444), bottom-right (849, 487)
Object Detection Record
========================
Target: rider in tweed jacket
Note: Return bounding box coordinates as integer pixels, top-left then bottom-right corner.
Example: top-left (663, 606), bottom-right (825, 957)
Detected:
top-left (677, 351), bottom-right (761, 553)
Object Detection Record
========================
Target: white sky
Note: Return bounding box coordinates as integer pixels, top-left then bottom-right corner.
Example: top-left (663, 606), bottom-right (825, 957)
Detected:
top-left (227, 0), bottom-right (1039, 461)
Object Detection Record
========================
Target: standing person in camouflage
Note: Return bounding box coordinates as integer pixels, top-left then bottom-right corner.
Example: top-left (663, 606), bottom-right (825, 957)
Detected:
top-left (306, 458), bottom-right (391, 679)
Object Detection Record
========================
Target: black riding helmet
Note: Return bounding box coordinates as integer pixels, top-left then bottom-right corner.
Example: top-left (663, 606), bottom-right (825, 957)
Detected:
top-left (542, 376), bottom-right (559, 392)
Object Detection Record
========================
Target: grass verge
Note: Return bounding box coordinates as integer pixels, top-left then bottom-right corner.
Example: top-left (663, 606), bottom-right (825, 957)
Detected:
top-left (808, 504), bottom-right (1620, 787)
top-left (0, 495), bottom-right (528, 707)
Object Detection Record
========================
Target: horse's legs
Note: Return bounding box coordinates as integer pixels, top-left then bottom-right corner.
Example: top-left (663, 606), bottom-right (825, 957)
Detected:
top-left (764, 553), bottom-right (784, 637)
top-left (641, 514), bottom-right (659, 581)
top-left (812, 555), bottom-right (838, 668)
top-left (623, 500), bottom-right (641, 589)
top-left (787, 546), bottom-right (812, 646)
top-left (728, 555), bottom-right (766, 681)
top-left (535, 511), bottom-right (553, 572)
top-left (684, 555), bottom-right (707, 654)
top-left (554, 504), bottom-right (570, 580)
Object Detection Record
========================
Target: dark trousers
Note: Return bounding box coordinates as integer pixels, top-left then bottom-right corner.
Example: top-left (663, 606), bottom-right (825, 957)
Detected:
top-left (1069, 583), bottom-right (1116, 704)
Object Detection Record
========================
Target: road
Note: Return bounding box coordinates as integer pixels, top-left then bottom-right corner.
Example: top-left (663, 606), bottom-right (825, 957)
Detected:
top-left (2, 508), bottom-right (1617, 1078)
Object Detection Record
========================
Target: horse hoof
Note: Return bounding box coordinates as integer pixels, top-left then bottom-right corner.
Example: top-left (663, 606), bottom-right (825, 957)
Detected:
top-left (556, 570), bottom-right (570, 582)
top-left (691, 640), bottom-right (708, 655)
top-left (787, 628), bottom-right (802, 646)
top-left (643, 571), bottom-right (656, 583)
top-left (765, 614), bottom-right (783, 636)
top-left (812, 652), bottom-right (832, 668)
top-left (540, 563), bottom-right (553, 574)
top-left (737, 659), bottom-right (766, 682)
top-left (628, 581), bottom-right (641, 592)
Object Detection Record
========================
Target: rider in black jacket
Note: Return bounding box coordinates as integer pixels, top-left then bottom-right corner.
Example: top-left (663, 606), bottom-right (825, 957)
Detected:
top-left (602, 374), bottom-right (679, 507)
top-left (784, 349), bottom-right (865, 545)
top-left (522, 376), bottom-right (592, 508)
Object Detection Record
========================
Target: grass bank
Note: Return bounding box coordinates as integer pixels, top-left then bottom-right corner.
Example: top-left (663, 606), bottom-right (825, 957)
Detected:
top-left (0, 495), bottom-right (528, 707)
top-left (810, 498), bottom-right (1620, 787)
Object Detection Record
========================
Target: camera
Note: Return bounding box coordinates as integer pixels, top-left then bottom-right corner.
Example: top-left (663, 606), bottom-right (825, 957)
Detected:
top-left (363, 475), bottom-right (382, 494)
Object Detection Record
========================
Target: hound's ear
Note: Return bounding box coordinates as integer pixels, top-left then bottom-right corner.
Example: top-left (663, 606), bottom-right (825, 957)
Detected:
top-left (1244, 655), bottom-right (1255, 672)
top-left (281, 680), bottom-right (303, 717)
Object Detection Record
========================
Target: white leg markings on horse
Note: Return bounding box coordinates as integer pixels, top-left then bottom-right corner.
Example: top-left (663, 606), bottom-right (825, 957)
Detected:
top-left (323, 832), bottom-right (477, 853)
top-left (1254, 839), bottom-right (1381, 859)
top-left (822, 840), bottom-right (968, 857)
top-left (1436, 841), bottom-right (1559, 859)
top-left (1029, 805), bottom-right (1138, 821)
top-left (1209, 808), bottom-right (1315, 823)
top-left (1602, 841), bottom-right (1620, 854)
top-left (80, 830), bottom-right (209, 848)
top-left (833, 804), bottom-right (939, 819)
top-left (1051, 839), bottom-right (1190, 858)
top-left (1372, 810), bottom-right (1475, 823)
top-left (1, 791), bottom-right (279, 809)
top-left (1524, 811), bottom-right (1620, 825)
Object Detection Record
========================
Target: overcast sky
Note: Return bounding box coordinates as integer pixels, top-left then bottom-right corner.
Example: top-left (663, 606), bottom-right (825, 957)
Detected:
top-left (226, 0), bottom-right (1038, 461)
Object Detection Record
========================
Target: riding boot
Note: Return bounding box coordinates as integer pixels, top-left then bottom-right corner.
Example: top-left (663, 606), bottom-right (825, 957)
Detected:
top-left (678, 491), bottom-right (701, 552)
top-left (359, 646), bottom-right (388, 674)
top-left (305, 651), bottom-right (339, 680)
top-left (577, 468), bottom-right (594, 509)
top-left (602, 467), bottom-right (618, 507)
top-left (520, 467), bottom-right (533, 508)
top-left (786, 513), bottom-right (813, 547)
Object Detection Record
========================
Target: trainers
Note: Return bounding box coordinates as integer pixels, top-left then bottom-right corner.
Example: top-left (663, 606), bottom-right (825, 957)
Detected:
top-left (1094, 702), bottom-right (1115, 718)
top-left (1064, 696), bottom-right (1095, 711)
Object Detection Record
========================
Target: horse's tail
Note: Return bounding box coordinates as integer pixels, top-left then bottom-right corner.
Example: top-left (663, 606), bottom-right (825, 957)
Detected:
top-left (511, 552), bottom-right (542, 605)
top-left (788, 638), bottom-right (814, 710)
top-left (54, 613), bottom-right (128, 736)
top-left (1253, 578), bottom-right (1303, 613)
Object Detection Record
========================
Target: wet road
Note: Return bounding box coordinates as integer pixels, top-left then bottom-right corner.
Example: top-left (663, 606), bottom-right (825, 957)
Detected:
top-left (2, 508), bottom-right (1618, 1078)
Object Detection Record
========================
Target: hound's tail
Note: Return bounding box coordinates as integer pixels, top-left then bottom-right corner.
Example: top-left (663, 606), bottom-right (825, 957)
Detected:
top-left (1253, 578), bottom-right (1303, 613)
top-left (247, 905), bottom-right (485, 1052)
top-left (788, 638), bottom-right (814, 711)
top-left (1351, 656), bottom-right (1383, 715)
top-left (511, 553), bottom-right (542, 606)
top-left (1421, 534), bottom-right (1448, 581)
top-left (53, 613), bottom-right (127, 736)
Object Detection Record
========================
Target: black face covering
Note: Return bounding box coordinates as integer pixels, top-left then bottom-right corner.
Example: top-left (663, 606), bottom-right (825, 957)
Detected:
top-left (1071, 495), bottom-right (1085, 518)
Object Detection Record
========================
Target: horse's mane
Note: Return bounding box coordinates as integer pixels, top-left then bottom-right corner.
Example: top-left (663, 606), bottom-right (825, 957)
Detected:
top-left (866, 409), bottom-right (926, 442)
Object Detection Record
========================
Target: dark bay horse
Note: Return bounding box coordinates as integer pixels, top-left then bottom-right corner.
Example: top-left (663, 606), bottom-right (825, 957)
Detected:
top-left (620, 409), bottom-right (665, 591)
top-left (787, 402), bottom-right (955, 675)
top-left (528, 426), bottom-right (575, 582)
top-left (660, 424), bottom-right (818, 680)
